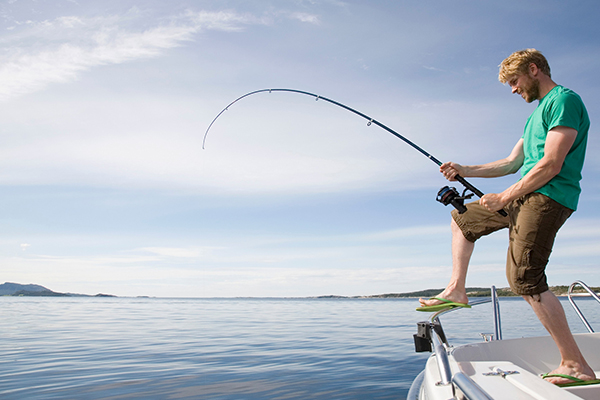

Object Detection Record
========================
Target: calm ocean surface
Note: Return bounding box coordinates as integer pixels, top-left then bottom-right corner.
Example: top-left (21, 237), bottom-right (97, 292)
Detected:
top-left (1, 296), bottom-right (598, 399)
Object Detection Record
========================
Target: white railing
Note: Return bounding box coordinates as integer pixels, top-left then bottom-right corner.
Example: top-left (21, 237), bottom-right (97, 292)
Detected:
top-left (568, 280), bottom-right (600, 333)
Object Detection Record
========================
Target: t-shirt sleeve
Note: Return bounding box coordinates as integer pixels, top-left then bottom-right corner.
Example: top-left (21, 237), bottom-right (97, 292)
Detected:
top-left (547, 93), bottom-right (584, 132)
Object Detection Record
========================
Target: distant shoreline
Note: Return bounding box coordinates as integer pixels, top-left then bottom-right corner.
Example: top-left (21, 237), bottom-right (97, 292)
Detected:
top-left (2, 282), bottom-right (598, 299)
top-left (0, 282), bottom-right (117, 298)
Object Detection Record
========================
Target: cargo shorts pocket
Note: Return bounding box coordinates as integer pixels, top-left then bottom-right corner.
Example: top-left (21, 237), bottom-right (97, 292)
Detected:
top-left (507, 238), bottom-right (550, 295)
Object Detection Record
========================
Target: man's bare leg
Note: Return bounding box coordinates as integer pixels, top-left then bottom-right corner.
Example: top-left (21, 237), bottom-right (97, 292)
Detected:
top-left (525, 291), bottom-right (596, 384)
top-left (420, 219), bottom-right (473, 307)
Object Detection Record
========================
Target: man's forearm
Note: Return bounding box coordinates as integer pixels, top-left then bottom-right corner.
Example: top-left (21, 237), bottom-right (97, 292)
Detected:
top-left (460, 138), bottom-right (524, 178)
top-left (461, 158), bottom-right (522, 178)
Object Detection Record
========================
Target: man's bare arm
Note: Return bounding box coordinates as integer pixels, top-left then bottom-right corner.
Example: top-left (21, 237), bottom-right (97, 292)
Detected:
top-left (440, 138), bottom-right (524, 181)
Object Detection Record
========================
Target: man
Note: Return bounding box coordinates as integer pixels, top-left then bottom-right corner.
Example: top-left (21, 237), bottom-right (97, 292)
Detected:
top-left (418, 49), bottom-right (594, 386)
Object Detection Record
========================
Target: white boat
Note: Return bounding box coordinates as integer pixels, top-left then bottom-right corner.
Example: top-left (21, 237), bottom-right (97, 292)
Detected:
top-left (408, 281), bottom-right (600, 400)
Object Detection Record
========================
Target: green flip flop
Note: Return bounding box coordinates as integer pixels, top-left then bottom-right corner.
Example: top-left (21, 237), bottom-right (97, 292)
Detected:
top-left (416, 297), bottom-right (471, 312)
top-left (542, 373), bottom-right (600, 388)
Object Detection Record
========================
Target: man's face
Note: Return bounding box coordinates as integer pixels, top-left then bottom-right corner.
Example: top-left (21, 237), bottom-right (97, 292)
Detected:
top-left (507, 73), bottom-right (540, 103)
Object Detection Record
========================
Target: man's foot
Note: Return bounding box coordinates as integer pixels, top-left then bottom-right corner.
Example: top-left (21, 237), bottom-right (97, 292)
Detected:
top-left (418, 290), bottom-right (468, 307)
top-left (416, 297), bottom-right (471, 312)
top-left (542, 365), bottom-right (597, 386)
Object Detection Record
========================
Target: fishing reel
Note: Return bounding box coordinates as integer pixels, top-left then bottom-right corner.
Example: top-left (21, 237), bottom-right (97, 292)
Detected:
top-left (436, 186), bottom-right (473, 214)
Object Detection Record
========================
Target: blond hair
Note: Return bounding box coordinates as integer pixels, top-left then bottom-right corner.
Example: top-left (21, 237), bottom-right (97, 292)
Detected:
top-left (498, 49), bottom-right (551, 83)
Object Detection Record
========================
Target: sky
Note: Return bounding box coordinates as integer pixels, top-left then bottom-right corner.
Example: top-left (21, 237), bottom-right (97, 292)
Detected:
top-left (1, 0), bottom-right (600, 298)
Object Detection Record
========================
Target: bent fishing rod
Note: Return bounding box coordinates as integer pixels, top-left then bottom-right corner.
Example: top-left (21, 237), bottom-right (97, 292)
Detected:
top-left (203, 88), bottom-right (507, 217)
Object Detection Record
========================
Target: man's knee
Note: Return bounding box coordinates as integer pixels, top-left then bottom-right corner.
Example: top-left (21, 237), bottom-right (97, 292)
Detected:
top-left (522, 293), bottom-right (542, 304)
top-left (508, 272), bottom-right (549, 296)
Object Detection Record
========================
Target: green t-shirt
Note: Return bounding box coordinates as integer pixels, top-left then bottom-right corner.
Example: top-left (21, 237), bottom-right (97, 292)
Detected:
top-left (521, 85), bottom-right (589, 210)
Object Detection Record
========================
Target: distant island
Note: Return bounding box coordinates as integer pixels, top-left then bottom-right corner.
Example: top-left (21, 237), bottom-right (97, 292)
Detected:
top-left (0, 282), bottom-right (117, 297)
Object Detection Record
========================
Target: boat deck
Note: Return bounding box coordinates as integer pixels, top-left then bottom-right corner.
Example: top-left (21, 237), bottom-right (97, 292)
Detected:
top-left (449, 333), bottom-right (600, 400)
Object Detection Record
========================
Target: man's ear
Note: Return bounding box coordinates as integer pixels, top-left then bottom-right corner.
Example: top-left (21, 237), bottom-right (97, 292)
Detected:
top-left (528, 62), bottom-right (539, 76)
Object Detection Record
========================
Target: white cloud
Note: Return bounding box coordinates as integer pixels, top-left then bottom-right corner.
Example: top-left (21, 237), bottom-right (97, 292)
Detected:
top-left (140, 246), bottom-right (217, 258)
top-left (0, 10), bottom-right (262, 101)
top-left (289, 12), bottom-right (320, 24)
top-left (557, 219), bottom-right (600, 239)
top-left (185, 10), bottom-right (267, 31)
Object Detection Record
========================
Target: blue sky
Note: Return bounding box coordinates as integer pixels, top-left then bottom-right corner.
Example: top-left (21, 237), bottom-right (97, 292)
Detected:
top-left (1, 0), bottom-right (599, 297)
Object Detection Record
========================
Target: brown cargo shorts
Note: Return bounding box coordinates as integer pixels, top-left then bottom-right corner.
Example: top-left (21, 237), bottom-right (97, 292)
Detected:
top-left (451, 192), bottom-right (573, 295)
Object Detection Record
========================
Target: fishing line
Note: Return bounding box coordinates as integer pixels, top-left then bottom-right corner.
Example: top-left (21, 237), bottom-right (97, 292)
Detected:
top-left (203, 88), bottom-right (507, 217)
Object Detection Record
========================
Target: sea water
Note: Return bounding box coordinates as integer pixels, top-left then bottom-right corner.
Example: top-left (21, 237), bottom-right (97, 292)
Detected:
top-left (1, 296), bottom-right (598, 399)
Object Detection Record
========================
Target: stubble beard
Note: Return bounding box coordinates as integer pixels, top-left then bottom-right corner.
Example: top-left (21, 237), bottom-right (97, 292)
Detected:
top-left (522, 78), bottom-right (540, 103)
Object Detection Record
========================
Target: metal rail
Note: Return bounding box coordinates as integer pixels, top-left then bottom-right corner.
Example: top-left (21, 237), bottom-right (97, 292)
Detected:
top-left (568, 280), bottom-right (600, 333)
top-left (452, 372), bottom-right (494, 400)
top-left (421, 286), bottom-right (502, 399)
top-left (491, 285), bottom-right (503, 340)
top-left (431, 324), bottom-right (452, 385)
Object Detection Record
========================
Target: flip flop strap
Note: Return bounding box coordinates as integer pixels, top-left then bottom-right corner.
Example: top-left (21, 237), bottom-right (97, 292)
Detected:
top-left (542, 373), bottom-right (584, 382)
top-left (430, 297), bottom-right (453, 304)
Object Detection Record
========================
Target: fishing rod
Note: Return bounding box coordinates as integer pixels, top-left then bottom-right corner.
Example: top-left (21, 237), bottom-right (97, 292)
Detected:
top-left (203, 88), bottom-right (507, 217)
